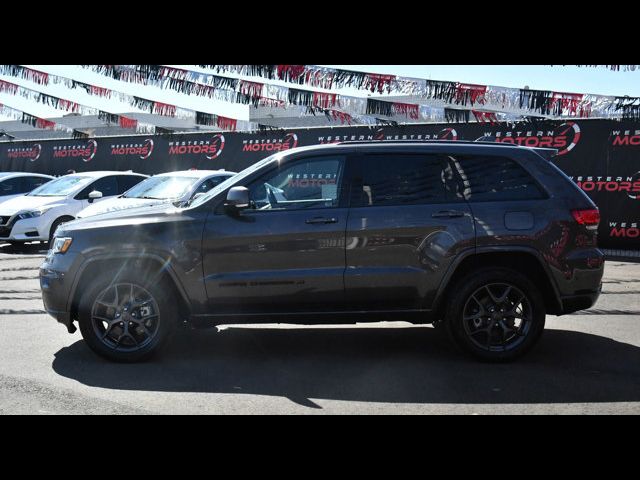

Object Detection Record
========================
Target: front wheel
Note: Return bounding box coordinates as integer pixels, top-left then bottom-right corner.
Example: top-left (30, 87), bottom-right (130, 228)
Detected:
top-left (78, 270), bottom-right (177, 362)
top-left (445, 268), bottom-right (546, 362)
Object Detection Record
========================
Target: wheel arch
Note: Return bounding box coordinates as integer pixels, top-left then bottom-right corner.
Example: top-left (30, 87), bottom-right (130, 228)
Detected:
top-left (433, 247), bottom-right (563, 320)
top-left (68, 253), bottom-right (192, 324)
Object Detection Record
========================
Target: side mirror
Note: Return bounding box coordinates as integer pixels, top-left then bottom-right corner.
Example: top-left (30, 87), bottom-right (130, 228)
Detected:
top-left (88, 190), bottom-right (103, 203)
top-left (192, 192), bottom-right (206, 201)
top-left (224, 186), bottom-right (250, 213)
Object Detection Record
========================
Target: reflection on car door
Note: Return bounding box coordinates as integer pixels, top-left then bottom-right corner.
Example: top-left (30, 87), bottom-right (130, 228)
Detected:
top-left (345, 152), bottom-right (475, 311)
top-left (202, 155), bottom-right (351, 315)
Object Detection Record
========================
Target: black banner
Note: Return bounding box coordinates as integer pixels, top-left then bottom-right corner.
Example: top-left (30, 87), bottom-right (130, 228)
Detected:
top-left (1, 119), bottom-right (639, 249)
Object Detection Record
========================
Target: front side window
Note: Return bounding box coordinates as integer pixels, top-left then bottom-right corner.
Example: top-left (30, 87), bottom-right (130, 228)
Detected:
top-left (247, 156), bottom-right (345, 211)
top-left (77, 176), bottom-right (118, 199)
top-left (353, 154), bottom-right (447, 207)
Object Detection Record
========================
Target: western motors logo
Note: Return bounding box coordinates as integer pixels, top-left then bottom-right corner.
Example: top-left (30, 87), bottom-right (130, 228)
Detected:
top-left (492, 121), bottom-right (581, 156)
top-left (110, 139), bottom-right (154, 160)
top-left (609, 222), bottom-right (640, 238)
top-left (242, 133), bottom-right (298, 152)
top-left (52, 140), bottom-right (97, 162)
top-left (167, 134), bottom-right (225, 160)
top-left (437, 128), bottom-right (458, 141)
top-left (6, 144), bottom-right (41, 162)
top-left (571, 175), bottom-right (640, 198)
top-left (610, 129), bottom-right (640, 146)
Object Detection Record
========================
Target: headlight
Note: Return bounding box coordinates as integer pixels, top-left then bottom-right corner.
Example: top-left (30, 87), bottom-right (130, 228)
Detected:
top-left (50, 237), bottom-right (73, 254)
top-left (17, 207), bottom-right (52, 220)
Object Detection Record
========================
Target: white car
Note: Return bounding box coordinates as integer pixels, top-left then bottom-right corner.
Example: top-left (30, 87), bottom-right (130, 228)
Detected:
top-left (0, 172), bottom-right (54, 204)
top-left (0, 171), bottom-right (147, 244)
top-left (76, 169), bottom-right (236, 219)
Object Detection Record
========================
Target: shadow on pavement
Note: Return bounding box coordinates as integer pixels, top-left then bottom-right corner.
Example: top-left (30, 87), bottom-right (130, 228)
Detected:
top-left (0, 242), bottom-right (48, 255)
top-left (52, 325), bottom-right (640, 408)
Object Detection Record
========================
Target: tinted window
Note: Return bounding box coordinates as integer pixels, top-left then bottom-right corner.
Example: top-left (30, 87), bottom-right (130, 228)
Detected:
top-left (247, 156), bottom-right (344, 211)
top-left (117, 175), bottom-right (145, 193)
top-left (22, 176), bottom-right (49, 192)
top-left (77, 176), bottom-right (118, 199)
top-left (353, 154), bottom-right (447, 207)
top-left (194, 176), bottom-right (228, 196)
top-left (0, 178), bottom-right (23, 196)
top-left (445, 155), bottom-right (546, 202)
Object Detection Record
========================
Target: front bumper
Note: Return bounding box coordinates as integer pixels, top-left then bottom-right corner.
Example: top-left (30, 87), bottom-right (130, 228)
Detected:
top-left (0, 215), bottom-right (50, 241)
top-left (40, 250), bottom-right (82, 333)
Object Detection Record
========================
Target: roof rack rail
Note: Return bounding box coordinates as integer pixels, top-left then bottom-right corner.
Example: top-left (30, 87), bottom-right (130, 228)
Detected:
top-left (337, 139), bottom-right (519, 147)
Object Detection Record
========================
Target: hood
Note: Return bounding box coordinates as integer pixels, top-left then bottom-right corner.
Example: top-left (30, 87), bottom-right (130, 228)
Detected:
top-left (76, 196), bottom-right (171, 219)
top-left (60, 202), bottom-right (185, 233)
top-left (0, 195), bottom-right (66, 215)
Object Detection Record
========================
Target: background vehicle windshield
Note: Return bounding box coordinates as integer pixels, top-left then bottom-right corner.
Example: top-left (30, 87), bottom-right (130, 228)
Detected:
top-left (188, 155), bottom-right (279, 208)
top-left (28, 176), bottom-right (90, 197)
top-left (123, 176), bottom-right (198, 200)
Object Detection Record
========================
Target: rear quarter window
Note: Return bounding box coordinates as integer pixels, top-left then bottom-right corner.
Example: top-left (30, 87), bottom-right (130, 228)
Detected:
top-left (445, 154), bottom-right (547, 202)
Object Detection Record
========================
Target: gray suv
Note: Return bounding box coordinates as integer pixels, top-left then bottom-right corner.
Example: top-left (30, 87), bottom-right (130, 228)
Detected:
top-left (40, 141), bottom-right (605, 362)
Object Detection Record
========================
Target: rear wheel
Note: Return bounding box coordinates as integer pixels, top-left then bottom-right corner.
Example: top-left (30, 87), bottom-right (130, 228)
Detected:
top-left (445, 268), bottom-right (546, 362)
top-left (78, 269), bottom-right (178, 362)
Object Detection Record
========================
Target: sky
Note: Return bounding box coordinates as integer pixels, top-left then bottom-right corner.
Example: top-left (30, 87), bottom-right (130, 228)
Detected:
top-left (0, 65), bottom-right (638, 123)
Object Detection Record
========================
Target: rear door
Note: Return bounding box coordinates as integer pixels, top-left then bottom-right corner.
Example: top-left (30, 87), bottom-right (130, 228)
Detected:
top-left (344, 151), bottom-right (475, 311)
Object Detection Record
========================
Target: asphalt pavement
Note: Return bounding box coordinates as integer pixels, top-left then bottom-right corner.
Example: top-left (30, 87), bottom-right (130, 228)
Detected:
top-left (0, 241), bottom-right (639, 414)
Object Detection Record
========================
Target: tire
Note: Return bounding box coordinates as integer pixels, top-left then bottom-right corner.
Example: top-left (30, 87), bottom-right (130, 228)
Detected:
top-left (78, 268), bottom-right (178, 362)
top-left (445, 267), bottom-right (546, 362)
top-left (49, 216), bottom-right (74, 244)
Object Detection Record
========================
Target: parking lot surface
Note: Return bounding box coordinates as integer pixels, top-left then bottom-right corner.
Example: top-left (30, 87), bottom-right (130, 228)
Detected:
top-left (0, 242), bottom-right (639, 414)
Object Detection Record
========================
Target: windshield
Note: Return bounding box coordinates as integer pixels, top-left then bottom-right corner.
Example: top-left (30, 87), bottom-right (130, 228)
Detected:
top-left (123, 176), bottom-right (198, 200)
top-left (28, 176), bottom-right (91, 197)
top-left (188, 155), bottom-right (280, 208)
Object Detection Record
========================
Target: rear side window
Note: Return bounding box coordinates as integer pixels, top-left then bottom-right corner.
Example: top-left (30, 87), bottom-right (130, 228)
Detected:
top-left (445, 155), bottom-right (546, 202)
top-left (353, 154), bottom-right (447, 207)
top-left (0, 178), bottom-right (23, 196)
top-left (22, 176), bottom-right (49, 192)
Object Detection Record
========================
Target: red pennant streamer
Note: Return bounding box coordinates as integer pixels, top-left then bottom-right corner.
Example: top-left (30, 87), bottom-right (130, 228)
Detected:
top-left (152, 102), bottom-right (176, 117)
top-left (58, 99), bottom-right (79, 113)
top-left (392, 102), bottom-right (419, 119)
top-left (364, 74), bottom-right (396, 94)
top-left (472, 110), bottom-right (498, 124)
top-left (89, 85), bottom-right (112, 98)
top-left (0, 79), bottom-right (19, 95)
top-left (35, 118), bottom-right (56, 129)
top-left (277, 65), bottom-right (307, 82)
top-left (239, 80), bottom-right (264, 99)
top-left (456, 83), bottom-right (487, 105)
top-left (551, 92), bottom-right (584, 115)
top-left (23, 67), bottom-right (49, 86)
top-left (330, 110), bottom-right (352, 125)
top-left (216, 115), bottom-right (237, 131)
top-left (312, 92), bottom-right (337, 109)
top-left (119, 116), bottom-right (138, 129)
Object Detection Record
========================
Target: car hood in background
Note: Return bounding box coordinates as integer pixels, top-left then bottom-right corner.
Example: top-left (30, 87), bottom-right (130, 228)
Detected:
top-left (0, 195), bottom-right (66, 216)
top-left (76, 197), bottom-right (172, 218)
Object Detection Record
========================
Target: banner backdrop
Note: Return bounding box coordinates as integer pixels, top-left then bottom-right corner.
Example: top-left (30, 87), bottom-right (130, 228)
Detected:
top-left (1, 119), bottom-right (639, 249)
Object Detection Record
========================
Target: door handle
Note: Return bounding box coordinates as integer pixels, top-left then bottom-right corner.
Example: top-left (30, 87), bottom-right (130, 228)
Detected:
top-left (431, 210), bottom-right (465, 219)
top-left (305, 217), bottom-right (338, 224)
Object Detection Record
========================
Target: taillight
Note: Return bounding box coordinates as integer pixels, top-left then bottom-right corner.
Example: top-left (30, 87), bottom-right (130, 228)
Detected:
top-left (571, 208), bottom-right (600, 231)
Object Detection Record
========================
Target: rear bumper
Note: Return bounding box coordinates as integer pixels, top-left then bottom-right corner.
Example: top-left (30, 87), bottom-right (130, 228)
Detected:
top-left (559, 284), bottom-right (602, 315)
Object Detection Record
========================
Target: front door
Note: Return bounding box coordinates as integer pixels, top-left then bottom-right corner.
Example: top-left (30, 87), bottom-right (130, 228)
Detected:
top-left (202, 154), bottom-right (350, 315)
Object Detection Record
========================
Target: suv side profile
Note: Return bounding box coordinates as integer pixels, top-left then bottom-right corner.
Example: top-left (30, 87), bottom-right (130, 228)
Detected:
top-left (40, 142), bottom-right (604, 362)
